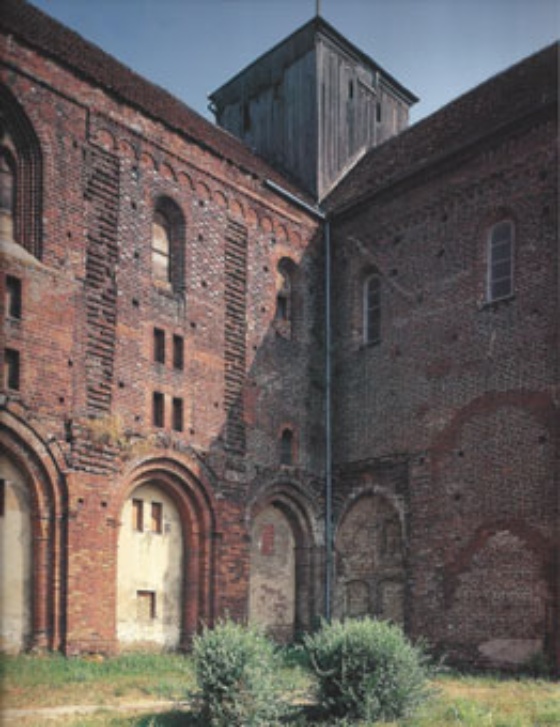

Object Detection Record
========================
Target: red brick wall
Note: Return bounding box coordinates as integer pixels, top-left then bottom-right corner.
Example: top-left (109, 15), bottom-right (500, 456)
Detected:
top-left (330, 75), bottom-right (558, 666)
top-left (1, 23), bottom-right (322, 653)
top-left (1, 3), bottom-right (557, 669)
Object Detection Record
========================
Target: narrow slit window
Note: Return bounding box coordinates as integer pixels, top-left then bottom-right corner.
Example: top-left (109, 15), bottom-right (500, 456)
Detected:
top-left (172, 397), bottom-right (184, 432)
top-left (275, 268), bottom-right (292, 322)
top-left (488, 221), bottom-right (514, 301)
top-left (0, 479), bottom-right (5, 518)
top-left (153, 328), bottom-right (165, 364)
top-left (6, 276), bottom-right (22, 319)
top-left (276, 292), bottom-right (289, 321)
top-left (173, 334), bottom-right (184, 370)
top-left (151, 502), bottom-right (163, 534)
top-left (132, 498), bottom-right (144, 532)
top-left (364, 274), bottom-right (381, 344)
top-left (280, 428), bottom-right (294, 466)
top-left (152, 392), bottom-right (164, 428)
top-left (4, 348), bottom-right (20, 390)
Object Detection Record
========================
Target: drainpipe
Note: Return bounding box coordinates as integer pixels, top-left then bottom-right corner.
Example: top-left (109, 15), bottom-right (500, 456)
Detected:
top-left (263, 179), bottom-right (333, 622)
top-left (324, 218), bottom-right (333, 622)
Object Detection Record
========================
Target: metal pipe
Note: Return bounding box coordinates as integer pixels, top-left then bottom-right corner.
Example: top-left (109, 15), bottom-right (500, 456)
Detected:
top-left (263, 179), bottom-right (325, 221)
top-left (324, 218), bottom-right (333, 622)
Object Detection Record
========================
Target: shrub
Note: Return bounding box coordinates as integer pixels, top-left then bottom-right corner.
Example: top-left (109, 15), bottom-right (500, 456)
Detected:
top-left (303, 617), bottom-right (432, 723)
top-left (192, 619), bottom-right (288, 726)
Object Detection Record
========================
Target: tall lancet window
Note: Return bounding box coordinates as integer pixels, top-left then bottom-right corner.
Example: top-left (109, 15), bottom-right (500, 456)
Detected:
top-left (0, 88), bottom-right (43, 258)
top-left (0, 148), bottom-right (15, 242)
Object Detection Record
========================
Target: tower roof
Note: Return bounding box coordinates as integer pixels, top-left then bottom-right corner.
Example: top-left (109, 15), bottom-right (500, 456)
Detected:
top-left (209, 15), bottom-right (418, 109)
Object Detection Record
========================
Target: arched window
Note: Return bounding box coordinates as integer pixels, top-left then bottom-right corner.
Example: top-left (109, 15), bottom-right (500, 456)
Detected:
top-left (275, 257), bottom-right (297, 339)
top-left (487, 220), bottom-right (514, 301)
top-left (152, 212), bottom-right (171, 283)
top-left (152, 197), bottom-right (185, 292)
top-left (363, 272), bottom-right (381, 344)
top-left (0, 150), bottom-right (15, 242)
top-left (275, 269), bottom-right (291, 322)
top-left (0, 87), bottom-right (42, 257)
top-left (280, 428), bottom-right (294, 466)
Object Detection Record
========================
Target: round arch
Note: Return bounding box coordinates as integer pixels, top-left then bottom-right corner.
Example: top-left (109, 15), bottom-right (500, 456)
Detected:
top-left (0, 409), bottom-right (67, 652)
top-left (333, 489), bottom-right (406, 625)
top-left (0, 83), bottom-right (43, 258)
top-left (114, 454), bottom-right (217, 649)
top-left (443, 520), bottom-right (555, 668)
top-left (247, 480), bottom-right (319, 639)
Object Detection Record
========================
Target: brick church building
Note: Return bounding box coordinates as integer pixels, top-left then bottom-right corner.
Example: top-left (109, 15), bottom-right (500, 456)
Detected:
top-left (1, 0), bottom-right (558, 670)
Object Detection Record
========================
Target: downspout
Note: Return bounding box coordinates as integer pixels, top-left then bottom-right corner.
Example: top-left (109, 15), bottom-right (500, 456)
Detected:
top-left (324, 218), bottom-right (333, 622)
top-left (263, 178), bottom-right (333, 622)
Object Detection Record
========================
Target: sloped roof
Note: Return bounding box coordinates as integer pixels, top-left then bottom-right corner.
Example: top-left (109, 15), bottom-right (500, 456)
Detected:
top-left (326, 42), bottom-right (559, 216)
top-left (210, 15), bottom-right (418, 108)
top-left (1, 0), bottom-right (312, 201)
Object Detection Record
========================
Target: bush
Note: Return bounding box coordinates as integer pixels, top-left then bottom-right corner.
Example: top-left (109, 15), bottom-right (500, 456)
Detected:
top-left (192, 619), bottom-right (288, 726)
top-left (303, 617), bottom-right (432, 723)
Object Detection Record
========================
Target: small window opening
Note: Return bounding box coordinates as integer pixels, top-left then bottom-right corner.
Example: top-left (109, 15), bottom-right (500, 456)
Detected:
top-left (276, 293), bottom-right (289, 321)
top-left (280, 428), bottom-right (294, 466)
top-left (172, 397), bottom-right (183, 432)
top-left (275, 263), bottom-right (293, 330)
top-left (173, 334), bottom-right (184, 370)
top-left (488, 221), bottom-right (514, 301)
top-left (364, 274), bottom-right (381, 344)
top-left (5, 276), bottom-right (21, 319)
top-left (0, 479), bottom-right (5, 517)
top-left (132, 498), bottom-right (144, 532)
top-left (376, 101), bottom-right (382, 123)
top-left (243, 102), bottom-right (251, 133)
top-left (348, 79), bottom-right (354, 99)
top-left (4, 348), bottom-right (20, 390)
top-left (137, 590), bottom-right (156, 621)
top-left (152, 392), bottom-right (164, 428)
top-left (151, 502), bottom-right (163, 534)
top-left (153, 328), bottom-right (165, 364)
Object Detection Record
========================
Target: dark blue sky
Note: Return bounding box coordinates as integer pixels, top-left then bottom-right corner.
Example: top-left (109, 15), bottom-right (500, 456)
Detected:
top-left (31, 0), bottom-right (558, 125)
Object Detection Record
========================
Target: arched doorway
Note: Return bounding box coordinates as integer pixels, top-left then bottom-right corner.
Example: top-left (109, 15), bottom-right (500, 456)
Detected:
top-left (0, 451), bottom-right (32, 652)
top-left (0, 413), bottom-right (67, 653)
top-left (248, 487), bottom-right (317, 641)
top-left (249, 504), bottom-right (296, 640)
top-left (116, 457), bottom-right (216, 651)
top-left (117, 482), bottom-right (183, 650)
top-left (334, 492), bottom-right (405, 624)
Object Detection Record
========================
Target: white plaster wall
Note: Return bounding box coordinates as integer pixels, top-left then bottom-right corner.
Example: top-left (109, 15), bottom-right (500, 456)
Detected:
top-left (249, 505), bottom-right (295, 640)
top-left (0, 454), bottom-right (32, 652)
top-left (117, 483), bottom-right (183, 650)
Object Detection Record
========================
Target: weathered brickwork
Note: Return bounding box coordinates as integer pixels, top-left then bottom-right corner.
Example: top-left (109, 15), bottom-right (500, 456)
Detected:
top-left (327, 45), bottom-right (559, 668)
top-left (0, 0), bottom-right (557, 671)
top-left (1, 0), bottom-right (322, 655)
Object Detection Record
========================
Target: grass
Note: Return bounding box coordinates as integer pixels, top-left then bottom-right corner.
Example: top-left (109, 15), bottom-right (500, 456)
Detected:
top-left (1, 652), bottom-right (195, 709)
top-left (399, 672), bottom-right (560, 727)
top-left (1, 652), bottom-right (558, 726)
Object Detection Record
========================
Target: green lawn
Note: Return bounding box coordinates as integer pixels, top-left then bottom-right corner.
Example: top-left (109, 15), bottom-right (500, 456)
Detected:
top-left (1, 652), bottom-right (558, 726)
